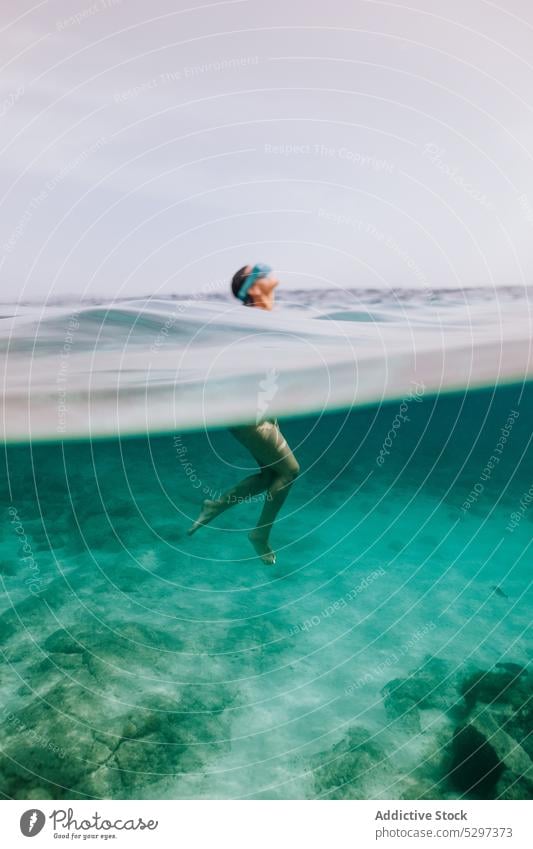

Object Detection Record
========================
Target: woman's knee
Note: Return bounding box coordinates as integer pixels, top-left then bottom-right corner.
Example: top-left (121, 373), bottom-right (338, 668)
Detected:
top-left (280, 458), bottom-right (300, 484)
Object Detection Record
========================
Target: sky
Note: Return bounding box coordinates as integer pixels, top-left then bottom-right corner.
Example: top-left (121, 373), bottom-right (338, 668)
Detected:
top-left (2, 0), bottom-right (533, 301)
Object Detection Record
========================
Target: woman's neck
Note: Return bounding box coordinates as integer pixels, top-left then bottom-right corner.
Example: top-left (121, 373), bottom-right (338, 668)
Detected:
top-left (251, 292), bottom-right (274, 310)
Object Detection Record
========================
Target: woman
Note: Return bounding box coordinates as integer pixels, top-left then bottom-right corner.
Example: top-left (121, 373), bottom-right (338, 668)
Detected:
top-left (188, 264), bottom-right (300, 565)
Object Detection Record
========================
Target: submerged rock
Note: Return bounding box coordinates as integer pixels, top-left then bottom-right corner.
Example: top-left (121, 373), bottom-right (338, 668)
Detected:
top-left (443, 665), bottom-right (533, 798)
top-left (23, 619), bottom-right (185, 694)
top-left (460, 668), bottom-right (530, 712)
top-left (468, 707), bottom-right (533, 800)
top-left (112, 693), bottom-right (230, 792)
top-left (448, 725), bottom-right (504, 798)
top-left (308, 721), bottom-right (454, 801)
top-left (382, 678), bottom-right (423, 733)
top-left (0, 576), bottom-right (81, 653)
top-left (310, 728), bottom-right (388, 799)
top-left (0, 682), bottom-right (235, 799)
top-left (495, 662), bottom-right (528, 676)
top-left (447, 704), bottom-right (533, 800)
top-left (459, 667), bottom-right (532, 760)
top-left (0, 615), bottom-right (236, 799)
top-left (378, 656), bottom-right (533, 800)
top-left (381, 657), bottom-right (460, 733)
top-left (0, 680), bottom-right (120, 798)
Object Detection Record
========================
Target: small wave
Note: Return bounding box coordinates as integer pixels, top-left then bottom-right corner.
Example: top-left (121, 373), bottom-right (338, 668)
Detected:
top-left (1, 294), bottom-right (531, 442)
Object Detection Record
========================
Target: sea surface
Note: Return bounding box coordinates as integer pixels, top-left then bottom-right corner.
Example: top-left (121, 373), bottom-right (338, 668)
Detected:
top-left (0, 286), bottom-right (532, 799)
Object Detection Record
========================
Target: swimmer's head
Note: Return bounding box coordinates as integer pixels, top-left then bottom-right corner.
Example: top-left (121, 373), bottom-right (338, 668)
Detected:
top-left (231, 263), bottom-right (279, 310)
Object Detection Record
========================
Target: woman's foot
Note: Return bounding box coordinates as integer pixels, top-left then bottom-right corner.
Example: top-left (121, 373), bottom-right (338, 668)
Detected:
top-left (187, 499), bottom-right (222, 535)
top-left (249, 531), bottom-right (276, 565)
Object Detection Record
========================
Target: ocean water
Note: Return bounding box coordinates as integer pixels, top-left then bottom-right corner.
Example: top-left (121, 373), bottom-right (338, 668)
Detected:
top-left (0, 287), bottom-right (532, 800)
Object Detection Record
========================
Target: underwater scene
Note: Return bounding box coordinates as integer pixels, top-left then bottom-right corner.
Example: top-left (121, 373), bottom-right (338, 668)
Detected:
top-left (0, 290), bottom-right (532, 800)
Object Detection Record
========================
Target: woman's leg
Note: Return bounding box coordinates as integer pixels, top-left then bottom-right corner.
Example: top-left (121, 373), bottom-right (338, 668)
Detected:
top-left (188, 422), bottom-right (299, 564)
top-left (249, 429), bottom-right (299, 563)
top-left (232, 423), bottom-right (299, 563)
top-left (187, 466), bottom-right (273, 535)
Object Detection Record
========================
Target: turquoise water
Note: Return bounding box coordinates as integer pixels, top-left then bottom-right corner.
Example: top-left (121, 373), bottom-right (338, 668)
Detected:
top-left (1, 379), bottom-right (531, 799)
